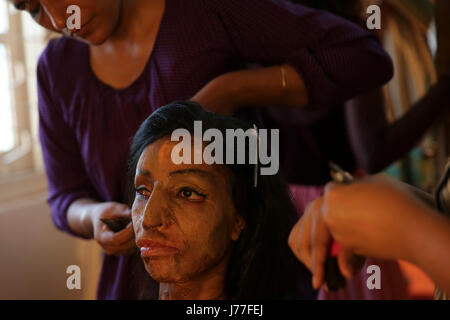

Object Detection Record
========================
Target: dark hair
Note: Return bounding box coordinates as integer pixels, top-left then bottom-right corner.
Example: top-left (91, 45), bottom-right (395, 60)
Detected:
top-left (127, 101), bottom-right (311, 299)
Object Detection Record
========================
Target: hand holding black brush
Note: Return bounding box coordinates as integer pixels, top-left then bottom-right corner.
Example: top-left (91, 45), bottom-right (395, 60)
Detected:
top-left (100, 217), bottom-right (132, 233)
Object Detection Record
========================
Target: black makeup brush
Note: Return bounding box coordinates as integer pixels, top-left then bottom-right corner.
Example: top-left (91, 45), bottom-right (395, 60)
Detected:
top-left (100, 217), bottom-right (131, 233)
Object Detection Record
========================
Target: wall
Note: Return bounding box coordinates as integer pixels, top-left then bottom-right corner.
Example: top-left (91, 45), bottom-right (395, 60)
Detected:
top-left (0, 173), bottom-right (102, 299)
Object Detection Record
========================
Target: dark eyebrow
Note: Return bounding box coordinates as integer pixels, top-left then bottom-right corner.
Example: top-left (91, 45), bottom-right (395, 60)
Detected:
top-left (169, 168), bottom-right (213, 178)
top-left (137, 167), bottom-right (151, 177)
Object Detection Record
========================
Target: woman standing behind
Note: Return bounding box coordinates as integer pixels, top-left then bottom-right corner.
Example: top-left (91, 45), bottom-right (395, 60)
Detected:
top-left (19, 0), bottom-right (393, 299)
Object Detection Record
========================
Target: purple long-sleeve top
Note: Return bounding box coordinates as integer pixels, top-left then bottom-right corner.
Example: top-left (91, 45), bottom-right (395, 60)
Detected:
top-left (37, 0), bottom-right (393, 299)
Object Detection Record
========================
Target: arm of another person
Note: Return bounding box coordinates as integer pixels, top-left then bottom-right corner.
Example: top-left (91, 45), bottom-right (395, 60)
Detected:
top-left (346, 71), bottom-right (450, 173)
top-left (289, 174), bottom-right (450, 293)
top-left (193, 0), bottom-right (393, 114)
top-left (37, 55), bottom-right (134, 255)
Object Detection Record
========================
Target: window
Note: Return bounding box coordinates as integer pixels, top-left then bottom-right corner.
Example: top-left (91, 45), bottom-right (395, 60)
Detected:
top-left (0, 3), bottom-right (48, 179)
top-left (0, 2), bottom-right (12, 152)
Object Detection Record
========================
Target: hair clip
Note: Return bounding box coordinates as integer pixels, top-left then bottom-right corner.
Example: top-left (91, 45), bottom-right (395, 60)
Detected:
top-left (253, 124), bottom-right (259, 188)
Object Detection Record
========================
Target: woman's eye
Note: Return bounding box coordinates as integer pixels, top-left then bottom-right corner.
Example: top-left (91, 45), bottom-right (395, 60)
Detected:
top-left (178, 188), bottom-right (205, 202)
top-left (135, 187), bottom-right (151, 199)
top-left (14, 1), bottom-right (27, 10)
top-left (14, 1), bottom-right (40, 17)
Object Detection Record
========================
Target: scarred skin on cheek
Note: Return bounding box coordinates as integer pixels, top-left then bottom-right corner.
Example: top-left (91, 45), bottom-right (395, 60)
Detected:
top-left (132, 137), bottom-right (244, 298)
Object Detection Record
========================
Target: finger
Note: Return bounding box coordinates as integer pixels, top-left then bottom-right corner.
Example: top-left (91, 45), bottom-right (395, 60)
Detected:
top-left (113, 239), bottom-right (138, 256)
top-left (311, 206), bottom-right (331, 290)
top-left (102, 237), bottom-right (137, 256)
top-left (337, 248), bottom-right (353, 278)
top-left (288, 218), bottom-right (302, 255)
top-left (296, 208), bottom-right (313, 271)
top-left (338, 249), bottom-right (366, 277)
top-left (99, 223), bottom-right (134, 246)
top-left (337, 248), bottom-right (365, 278)
top-left (110, 222), bottom-right (134, 244)
top-left (288, 214), bottom-right (307, 263)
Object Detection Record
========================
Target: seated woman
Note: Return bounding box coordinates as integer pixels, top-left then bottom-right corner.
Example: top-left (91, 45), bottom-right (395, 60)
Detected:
top-left (127, 101), bottom-right (312, 299)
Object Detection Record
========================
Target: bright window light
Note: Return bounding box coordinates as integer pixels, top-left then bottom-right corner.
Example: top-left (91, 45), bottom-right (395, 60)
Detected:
top-left (0, 1), bottom-right (8, 34)
top-left (0, 44), bottom-right (14, 152)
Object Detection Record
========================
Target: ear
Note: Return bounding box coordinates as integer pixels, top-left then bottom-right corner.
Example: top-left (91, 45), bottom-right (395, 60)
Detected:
top-left (230, 214), bottom-right (246, 241)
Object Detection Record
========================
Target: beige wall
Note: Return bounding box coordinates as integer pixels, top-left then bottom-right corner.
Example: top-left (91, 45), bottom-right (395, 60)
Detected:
top-left (0, 8), bottom-right (102, 300)
top-left (0, 173), bottom-right (102, 300)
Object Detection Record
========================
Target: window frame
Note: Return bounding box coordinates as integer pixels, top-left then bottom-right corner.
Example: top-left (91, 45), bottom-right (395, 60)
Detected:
top-left (0, 5), bottom-right (44, 179)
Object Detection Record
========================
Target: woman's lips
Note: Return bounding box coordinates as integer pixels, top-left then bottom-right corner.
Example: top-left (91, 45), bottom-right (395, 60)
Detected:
top-left (137, 239), bottom-right (179, 258)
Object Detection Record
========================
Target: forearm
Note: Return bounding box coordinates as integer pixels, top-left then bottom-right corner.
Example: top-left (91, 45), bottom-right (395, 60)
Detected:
top-left (223, 64), bottom-right (308, 109)
top-left (345, 88), bottom-right (389, 172)
top-left (67, 198), bottom-right (100, 239)
top-left (407, 207), bottom-right (450, 293)
top-left (347, 73), bottom-right (450, 173)
top-left (376, 75), bottom-right (450, 166)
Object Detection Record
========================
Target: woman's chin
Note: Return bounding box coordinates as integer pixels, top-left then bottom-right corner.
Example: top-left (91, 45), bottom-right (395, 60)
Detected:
top-left (73, 24), bottom-right (111, 46)
top-left (144, 257), bottom-right (178, 282)
top-left (83, 32), bottom-right (109, 46)
top-left (147, 270), bottom-right (179, 284)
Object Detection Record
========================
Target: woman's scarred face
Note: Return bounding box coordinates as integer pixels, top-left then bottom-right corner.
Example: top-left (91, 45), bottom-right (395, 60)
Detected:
top-left (10, 0), bottom-right (121, 45)
top-left (132, 136), bottom-right (245, 283)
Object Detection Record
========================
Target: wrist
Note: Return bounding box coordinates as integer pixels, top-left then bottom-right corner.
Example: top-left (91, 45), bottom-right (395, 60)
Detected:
top-left (401, 202), bottom-right (438, 265)
top-left (74, 199), bottom-right (101, 239)
top-left (82, 207), bottom-right (94, 238)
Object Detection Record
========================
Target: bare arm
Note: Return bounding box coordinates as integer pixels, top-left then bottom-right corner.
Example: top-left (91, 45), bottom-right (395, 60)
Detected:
top-left (192, 64), bottom-right (308, 114)
top-left (224, 64), bottom-right (307, 108)
top-left (194, 0), bottom-right (393, 114)
top-left (346, 74), bottom-right (450, 173)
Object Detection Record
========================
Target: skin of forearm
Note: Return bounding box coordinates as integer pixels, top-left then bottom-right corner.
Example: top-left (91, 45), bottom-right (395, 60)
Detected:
top-left (223, 64), bottom-right (309, 108)
top-left (346, 75), bottom-right (450, 174)
top-left (406, 206), bottom-right (450, 293)
top-left (67, 198), bottom-right (100, 239)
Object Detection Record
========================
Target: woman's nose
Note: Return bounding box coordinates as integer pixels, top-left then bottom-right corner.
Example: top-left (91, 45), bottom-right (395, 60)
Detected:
top-left (142, 186), bottom-right (166, 230)
top-left (40, 1), bottom-right (67, 30)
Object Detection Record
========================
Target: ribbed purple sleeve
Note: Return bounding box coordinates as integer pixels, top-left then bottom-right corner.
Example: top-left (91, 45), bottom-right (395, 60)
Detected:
top-left (209, 0), bottom-right (393, 109)
top-left (37, 51), bottom-right (98, 239)
top-left (346, 71), bottom-right (450, 173)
